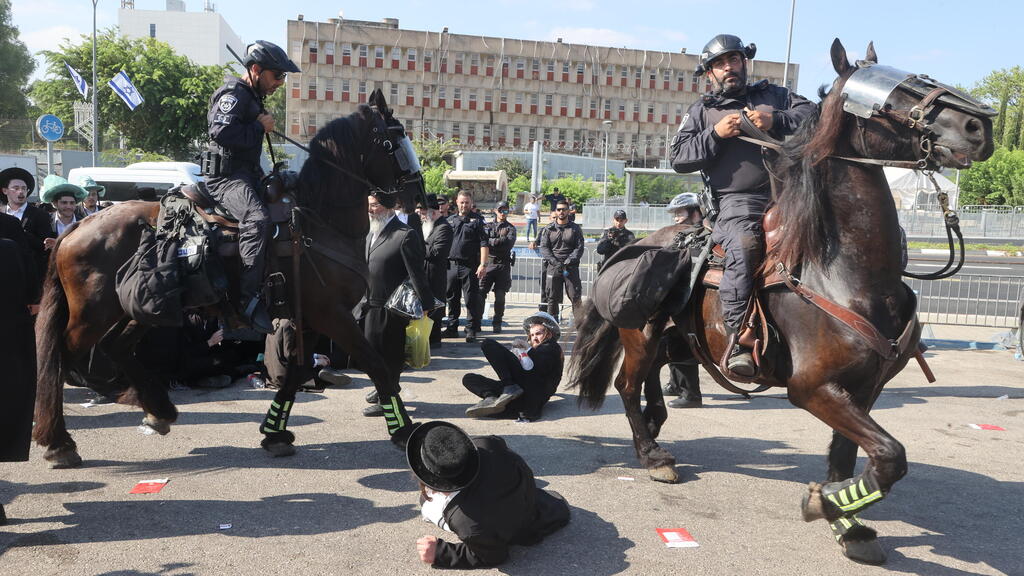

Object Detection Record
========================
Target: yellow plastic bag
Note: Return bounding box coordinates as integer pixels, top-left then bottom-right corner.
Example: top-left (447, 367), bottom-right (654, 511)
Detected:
top-left (405, 316), bottom-right (433, 369)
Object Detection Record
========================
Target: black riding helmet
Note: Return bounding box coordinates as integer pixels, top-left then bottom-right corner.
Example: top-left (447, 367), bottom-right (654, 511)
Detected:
top-left (694, 34), bottom-right (756, 76)
top-left (243, 40), bottom-right (301, 74)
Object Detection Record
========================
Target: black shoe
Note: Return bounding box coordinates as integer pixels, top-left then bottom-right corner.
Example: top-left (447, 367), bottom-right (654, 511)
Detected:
top-left (492, 320), bottom-right (502, 334)
top-left (440, 326), bottom-right (459, 339)
top-left (489, 384), bottom-right (524, 412)
top-left (727, 345), bottom-right (756, 377)
top-left (465, 329), bottom-right (477, 343)
top-left (662, 383), bottom-right (683, 397)
top-left (362, 403), bottom-right (384, 417)
top-left (317, 368), bottom-right (351, 388)
top-left (365, 389), bottom-right (379, 404)
top-left (466, 396), bottom-right (501, 417)
top-left (668, 397), bottom-right (703, 409)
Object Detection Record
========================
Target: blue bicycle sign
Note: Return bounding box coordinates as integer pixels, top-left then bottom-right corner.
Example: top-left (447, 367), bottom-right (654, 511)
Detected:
top-left (36, 114), bottom-right (65, 142)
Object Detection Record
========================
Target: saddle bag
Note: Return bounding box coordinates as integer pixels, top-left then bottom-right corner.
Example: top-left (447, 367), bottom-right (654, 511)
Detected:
top-left (159, 192), bottom-right (228, 309)
top-left (115, 226), bottom-right (184, 327)
top-left (593, 244), bottom-right (691, 329)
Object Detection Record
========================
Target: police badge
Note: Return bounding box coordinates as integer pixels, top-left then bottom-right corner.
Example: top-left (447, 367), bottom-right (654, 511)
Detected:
top-left (218, 94), bottom-right (238, 114)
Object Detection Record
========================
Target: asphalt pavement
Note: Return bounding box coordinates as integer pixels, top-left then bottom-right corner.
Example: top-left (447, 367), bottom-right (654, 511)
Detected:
top-left (1, 303), bottom-right (1021, 576)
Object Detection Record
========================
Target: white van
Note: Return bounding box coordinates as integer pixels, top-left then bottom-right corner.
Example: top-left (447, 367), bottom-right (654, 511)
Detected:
top-left (67, 162), bottom-right (203, 203)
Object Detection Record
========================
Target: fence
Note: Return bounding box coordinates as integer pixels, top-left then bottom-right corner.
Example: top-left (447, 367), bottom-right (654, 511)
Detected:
top-left (503, 246), bottom-right (1024, 329)
top-left (582, 203), bottom-right (1024, 240)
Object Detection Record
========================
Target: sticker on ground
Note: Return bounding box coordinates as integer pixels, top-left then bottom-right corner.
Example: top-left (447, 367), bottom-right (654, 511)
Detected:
top-left (657, 528), bottom-right (699, 548)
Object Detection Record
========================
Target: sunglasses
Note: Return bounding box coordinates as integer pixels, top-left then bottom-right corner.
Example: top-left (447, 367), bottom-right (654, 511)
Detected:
top-left (268, 70), bottom-right (287, 81)
top-left (555, 207), bottom-right (568, 212)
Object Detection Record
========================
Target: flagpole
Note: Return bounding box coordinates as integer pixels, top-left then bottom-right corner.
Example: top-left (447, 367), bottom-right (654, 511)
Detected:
top-left (91, 0), bottom-right (99, 167)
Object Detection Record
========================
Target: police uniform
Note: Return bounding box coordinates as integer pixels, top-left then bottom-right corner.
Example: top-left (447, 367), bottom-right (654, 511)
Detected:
top-left (538, 220), bottom-right (585, 318)
top-left (595, 224), bottom-right (635, 270)
top-left (206, 75), bottom-right (271, 326)
top-left (671, 79), bottom-right (815, 329)
top-left (445, 211), bottom-right (489, 336)
top-left (481, 217), bottom-right (517, 330)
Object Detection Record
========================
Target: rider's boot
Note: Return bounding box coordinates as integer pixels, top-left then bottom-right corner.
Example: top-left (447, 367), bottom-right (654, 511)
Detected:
top-left (240, 264), bottom-right (274, 335)
top-left (725, 325), bottom-right (755, 376)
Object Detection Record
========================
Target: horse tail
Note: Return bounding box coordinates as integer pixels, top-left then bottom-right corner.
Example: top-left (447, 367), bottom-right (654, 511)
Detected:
top-left (33, 258), bottom-right (69, 448)
top-left (568, 301), bottom-right (622, 410)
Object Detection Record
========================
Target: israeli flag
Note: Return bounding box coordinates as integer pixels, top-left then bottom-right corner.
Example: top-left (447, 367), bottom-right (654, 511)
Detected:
top-left (64, 62), bottom-right (88, 99)
top-left (108, 70), bottom-right (144, 110)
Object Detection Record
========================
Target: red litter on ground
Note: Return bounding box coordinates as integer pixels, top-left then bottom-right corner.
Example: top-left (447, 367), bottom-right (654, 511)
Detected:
top-left (657, 528), bottom-right (699, 548)
top-left (968, 424), bottom-right (1006, 431)
top-left (129, 478), bottom-right (169, 494)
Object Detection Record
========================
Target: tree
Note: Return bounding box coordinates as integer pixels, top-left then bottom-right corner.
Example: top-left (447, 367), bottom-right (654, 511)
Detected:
top-left (493, 156), bottom-right (530, 180)
top-left (508, 174), bottom-right (531, 196)
top-left (30, 29), bottom-right (230, 160)
top-left (0, 0), bottom-right (34, 118)
top-left (972, 67), bottom-right (1024, 150)
top-left (540, 175), bottom-right (600, 207)
top-left (422, 162), bottom-right (457, 197)
top-left (412, 137), bottom-right (458, 168)
top-left (958, 147), bottom-right (1024, 206)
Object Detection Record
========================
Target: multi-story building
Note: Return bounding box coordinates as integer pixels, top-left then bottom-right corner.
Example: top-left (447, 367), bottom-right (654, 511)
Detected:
top-left (118, 0), bottom-right (244, 68)
top-left (286, 17), bottom-right (798, 166)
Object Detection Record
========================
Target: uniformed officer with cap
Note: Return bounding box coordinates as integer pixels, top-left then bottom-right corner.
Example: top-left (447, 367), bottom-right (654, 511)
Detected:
top-left (481, 200), bottom-right (517, 333)
top-left (205, 40), bottom-right (300, 334)
top-left (671, 33), bottom-right (815, 375)
top-left (595, 209), bottom-right (635, 270)
top-left (443, 191), bottom-right (489, 342)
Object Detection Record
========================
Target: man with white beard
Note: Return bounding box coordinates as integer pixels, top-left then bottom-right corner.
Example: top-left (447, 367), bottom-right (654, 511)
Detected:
top-left (416, 194), bottom-right (452, 347)
top-left (358, 193), bottom-right (435, 436)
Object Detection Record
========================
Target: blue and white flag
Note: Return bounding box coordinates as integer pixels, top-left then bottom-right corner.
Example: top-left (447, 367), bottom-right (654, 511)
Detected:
top-left (108, 70), bottom-right (144, 110)
top-left (64, 62), bottom-right (88, 99)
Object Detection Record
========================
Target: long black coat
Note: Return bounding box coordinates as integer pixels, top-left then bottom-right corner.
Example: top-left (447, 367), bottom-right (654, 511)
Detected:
top-left (364, 216), bottom-right (434, 308)
top-left (13, 203), bottom-right (54, 298)
top-left (0, 221), bottom-right (38, 462)
top-left (422, 216), bottom-right (452, 305)
top-left (433, 436), bottom-right (570, 568)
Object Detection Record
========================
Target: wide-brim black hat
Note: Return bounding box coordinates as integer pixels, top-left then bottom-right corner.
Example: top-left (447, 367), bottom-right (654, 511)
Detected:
top-left (418, 193), bottom-right (440, 210)
top-left (523, 311), bottom-right (560, 342)
top-left (0, 167), bottom-right (35, 194)
top-left (407, 421), bottom-right (480, 492)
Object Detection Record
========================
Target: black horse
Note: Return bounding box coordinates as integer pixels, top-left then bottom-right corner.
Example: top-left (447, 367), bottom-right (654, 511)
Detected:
top-left (570, 40), bottom-right (995, 563)
top-left (34, 90), bottom-right (424, 467)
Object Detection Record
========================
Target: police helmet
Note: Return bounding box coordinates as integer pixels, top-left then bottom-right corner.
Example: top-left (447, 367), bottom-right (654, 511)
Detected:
top-left (666, 192), bottom-right (700, 212)
top-left (694, 34), bottom-right (756, 76)
top-left (243, 40), bottom-right (301, 74)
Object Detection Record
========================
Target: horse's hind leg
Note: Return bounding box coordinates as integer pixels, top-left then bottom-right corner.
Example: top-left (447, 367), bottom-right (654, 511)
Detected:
top-left (618, 330), bottom-right (677, 483)
top-left (100, 318), bottom-right (178, 435)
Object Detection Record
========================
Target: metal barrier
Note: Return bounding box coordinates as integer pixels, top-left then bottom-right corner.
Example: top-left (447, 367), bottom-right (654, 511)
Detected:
top-left (503, 246), bottom-right (1023, 329)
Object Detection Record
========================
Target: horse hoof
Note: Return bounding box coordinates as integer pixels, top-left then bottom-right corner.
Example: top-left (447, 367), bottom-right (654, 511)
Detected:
top-left (840, 532), bottom-right (886, 565)
top-left (44, 447), bottom-right (83, 469)
top-left (263, 442), bottom-right (296, 457)
top-left (140, 416), bottom-right (172, 436)
top-left (801, 482), bottom-right (827, 522)
top-left (648, 465), bottom-right (679, 484)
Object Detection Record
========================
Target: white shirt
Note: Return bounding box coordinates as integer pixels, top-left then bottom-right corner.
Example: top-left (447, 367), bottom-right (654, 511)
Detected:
top-left (524, 202), bottom-right (539, 221)
top-left (55, 214), bottom-right (77, 236)
top-left (421, 487), bottom-right (459, 532)
top-left (5, 203), bottom-right (27, 220)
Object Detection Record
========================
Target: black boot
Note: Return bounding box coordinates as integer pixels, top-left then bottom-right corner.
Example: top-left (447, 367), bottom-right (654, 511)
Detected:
top-left (725, 326), bottom-right (755, 377)
top-left (240, 264), bottom-right (273, 335)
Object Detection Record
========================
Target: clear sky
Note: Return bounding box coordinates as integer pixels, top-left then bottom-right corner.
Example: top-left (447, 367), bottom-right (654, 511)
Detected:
top-left (12, 0), bottom-right (1020, 100)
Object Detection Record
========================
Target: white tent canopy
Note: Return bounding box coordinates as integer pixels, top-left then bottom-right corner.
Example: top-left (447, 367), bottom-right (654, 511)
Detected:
top-left (884, 167), bottom-right (958, 209)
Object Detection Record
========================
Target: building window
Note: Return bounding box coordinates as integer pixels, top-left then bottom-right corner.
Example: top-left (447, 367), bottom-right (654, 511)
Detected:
top-left (359, 81), bottom-right (367, 94)
top-left (544, 94), bottom-right (553, 107)
top-left (547, 60), bottom-right (555, 73)
top-left (341, 79), bottom-right (351, 93)
top-left (149, 23), bottom-right (156, 38)
top-left (576, 62), bottom-right (585, 75)
top-left (391, 83), bottom-right (399, 99)
top-left (532, 93), bottom-right (540, 107)
top-left (375, 46), bottom-right (385, 59)
top-left (621, 66), bottom-right (628, 79)
top-left (560, 95), bottom-right (569, 107)
top-left (359, 45), bottom-right (368, 59)
top-left (516, 58), bottom-right (525, 72)
top-left (663, 68), bottom-right (672, 82)
top-left (606, 65), bottom-right (615, 78)
top-left (342, 44), bottom-right (352, 57)
top-left (563, 61), bottom-right (570, 74)
top-left (309, 42), bottom-right (318, 63)
top-left (407, 85), bottom-right (415, 97)
top-left (391, 47), bottom-right (401, 60)
top-left (471, 53), bottom-right (480, 68)
top-left (468, 89), bottom-right (477, 105)
top-left (484, 91), bottom-right (492, 105)
top-left (513, 126), bottom-right (521, 139)
top-left (500, 91), bottom-right (507, 105)
top-left (483, 124), bottom-right (491, 138)
top-left (468, 124), bottom-right (476, 138)
top-left (325, 42), bottom-right (335, 56)
top-left (543, 127), bottom-right (552, 141)
top-left (515, 92), bottom-right (524, 105)
top-left (408, 48), bottom-right (417, 62)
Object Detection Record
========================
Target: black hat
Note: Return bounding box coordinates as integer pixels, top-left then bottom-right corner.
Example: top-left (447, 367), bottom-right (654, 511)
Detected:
top-left (418, 193), bottom-right (440, 210)
top-left (496, 200), bottom-right (509, 212)
top-left (243, 40), bottom-right (301, 73)
top-left (613, 209), bottom-right (627, 220)
top-left (1, 167), bottom-right (35, 194)
top-left (407, 421), bottom-right (480, 492)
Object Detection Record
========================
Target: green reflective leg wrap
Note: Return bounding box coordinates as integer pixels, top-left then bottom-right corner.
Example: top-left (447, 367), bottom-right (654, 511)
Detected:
top-left (821, 474), bottom-right (884, 518)
top-left (381, 394), bottom-right (410, 435)
top-left (829, 514), bottom-right (873, 542)
top-left (259, 399), bottom-right (294, 435)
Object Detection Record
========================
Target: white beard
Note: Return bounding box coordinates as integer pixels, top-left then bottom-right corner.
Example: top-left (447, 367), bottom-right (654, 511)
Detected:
top-left (421, 217), bottom-right (435, 240)
top-left (368, 210), bottom-right (393, 238)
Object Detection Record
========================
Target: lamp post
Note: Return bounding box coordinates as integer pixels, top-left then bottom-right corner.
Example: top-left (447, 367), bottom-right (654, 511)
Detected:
top-left (782, 0), bottom-right (796, 90)
top-left (91, 0), bottom-right (99, 167)
top-left (602, 120), bottom-right (612, 204)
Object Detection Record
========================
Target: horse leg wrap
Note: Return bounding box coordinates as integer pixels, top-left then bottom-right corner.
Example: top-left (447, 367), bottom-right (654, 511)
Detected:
top-left (829, 514), bottom-right (876, 543)
top-left (382, 394), bottom-right (410, 435)
top-left (260, 399), bottom-right (294, 435)
top-left (820, 474), bottom-right (884, 519)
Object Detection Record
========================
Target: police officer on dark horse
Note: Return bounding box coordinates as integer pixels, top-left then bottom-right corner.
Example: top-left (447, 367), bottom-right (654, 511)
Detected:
top-left (205, 40), bottom-right (300, 334)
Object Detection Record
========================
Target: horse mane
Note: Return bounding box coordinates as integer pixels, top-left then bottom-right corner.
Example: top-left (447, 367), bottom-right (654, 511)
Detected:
top-left (768, 82), bottom-right (849, 269)
top-left (296, 106), bottom-right (370, 214)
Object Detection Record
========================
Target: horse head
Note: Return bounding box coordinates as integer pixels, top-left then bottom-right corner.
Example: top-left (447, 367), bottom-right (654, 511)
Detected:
top-left (364, 88), bottom-right (425, 216)
top-left (827, 38), bottom-right (995, 169)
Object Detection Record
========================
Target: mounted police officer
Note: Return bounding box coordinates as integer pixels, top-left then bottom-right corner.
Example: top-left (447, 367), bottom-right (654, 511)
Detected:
top-left (671, 34), bottom-right (815, 376)
top-left (482, 200), bottom-right (517, 333)
top-left (205, 40), bottom-right (300, 335)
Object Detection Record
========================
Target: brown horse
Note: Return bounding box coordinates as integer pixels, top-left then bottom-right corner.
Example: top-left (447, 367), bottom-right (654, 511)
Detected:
top-left (569, 40), bottom-right (994, 564)
top-left (34, 90), bottom-right (423, 468)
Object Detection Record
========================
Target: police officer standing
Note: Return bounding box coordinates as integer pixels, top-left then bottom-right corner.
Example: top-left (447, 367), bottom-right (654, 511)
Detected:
top-left (481, 201), bottom-right (517, 333)
top-left (671, 34), bottom-right (814, 376)
top-left (205, 40), bottom-right (300, 334)
top-left (538, 201), bottom-right (585, 320)
top-left (595, 209), bottom-right (635, 270)
top-left (443, 191), bottom-right (489, 342)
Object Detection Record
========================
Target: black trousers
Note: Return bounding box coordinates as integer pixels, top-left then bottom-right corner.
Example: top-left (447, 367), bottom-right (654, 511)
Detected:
top-left (710, 192), bottom-right (770, 329)
top-left (545, 263), bottom-right (582, 318)
top-left (668, 362), bottom-right (701, 402)
top-left (363, 305), bottom-right (408, 394)
top-left (207, 172), bottom-right (270, 298)
top-left (481, 264), bottom-right (512, 322)
top-left (446, 260), bottom-right (483, 331)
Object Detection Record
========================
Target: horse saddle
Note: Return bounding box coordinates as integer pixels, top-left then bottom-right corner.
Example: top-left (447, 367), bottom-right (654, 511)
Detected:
top-left (179, 182), bottom-right (296, 258)
top-left (702, 205), bottom-right (786, 289)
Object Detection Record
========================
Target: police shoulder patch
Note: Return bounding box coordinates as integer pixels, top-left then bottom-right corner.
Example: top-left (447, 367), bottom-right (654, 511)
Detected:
top-left (218, 94), bottom-right (238, 114)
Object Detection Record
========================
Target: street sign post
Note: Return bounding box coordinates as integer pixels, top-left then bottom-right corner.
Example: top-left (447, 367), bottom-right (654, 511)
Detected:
top-left (36, 114), bottom-right (65, 175)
